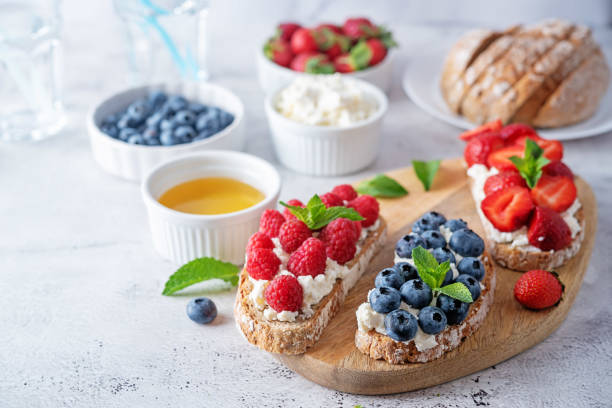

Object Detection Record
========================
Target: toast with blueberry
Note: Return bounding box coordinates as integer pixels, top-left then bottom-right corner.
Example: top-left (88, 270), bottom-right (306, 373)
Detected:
top-left (234, 186), bottom-right (388, 355)
top-left (355, 212), bottom-right (496, 364)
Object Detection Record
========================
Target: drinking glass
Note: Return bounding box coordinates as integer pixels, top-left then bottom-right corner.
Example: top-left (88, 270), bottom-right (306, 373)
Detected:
top-left (0, 0), bottom-right (65, 142)
top-left (113, 0), bottom-right (210, 84)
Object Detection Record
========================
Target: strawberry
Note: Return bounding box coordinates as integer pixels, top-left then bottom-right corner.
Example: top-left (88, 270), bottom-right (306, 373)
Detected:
top-left (483, 170), bottom-right (527, 196)
top-left (342, 17), bottom-right (380, 40)
top-left (499, 123), bottom-right (538, 144)
top-left (290, 52), bottom-right (335, 73)
top-left (514, 269), bottom-right (564, 309)
top-left (290, 28), bottom-right (319, 54)
top-left (516, 137), bottom-right (563, 162)
top-left (486, 144), bottom-right (524, 171)
top-left (263, 38), bottom-right (294, 68)
top-left (463, 132), bottom-right (504, 167)
top-left (333, 53), bottom-right (359, 73)
top-left (530, 175), bottom-right (577, 213)
top-left (481, 186), bottom-right (534, 232)
top-left (543, 161), bottom-right (574, 179)
top-left (315, 23), bottom-right (343, 35)
top-left (459, 120), bottom-right (502, 141)
top-left (527, 206), bottom-right (571, 251)
top-left (276, 22), bottom-right (301, 42)
top-left (314, 26), bottom-right (350, 59)
top-left (350, 38), bottom-right (387, 68)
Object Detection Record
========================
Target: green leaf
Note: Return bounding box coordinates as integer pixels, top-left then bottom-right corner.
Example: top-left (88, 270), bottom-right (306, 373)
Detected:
top-left (412, 160), bottom-right (441, 191)
top-left (356, 174), bottom-right (408, 198)
top-left (350, 40), bottom-right (372, 70)
top-left (412, 246), bottom-right (444, 289)
top-left (436, 282), bottom-right (474, 304)
top-left (434, 261), bottom-right (451, 288)
top-left (509, 139), bottom-right (550, 188)
top-left (280, 194), bottom-right (364, 230)
top-left (162, 257), bottom-right (240, 296)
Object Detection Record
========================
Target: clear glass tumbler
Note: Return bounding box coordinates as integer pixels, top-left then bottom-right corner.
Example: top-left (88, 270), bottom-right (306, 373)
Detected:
top-left (114, 0), bottom-right (210, 84)
top-left (0, 0), bottom-right (65, 142)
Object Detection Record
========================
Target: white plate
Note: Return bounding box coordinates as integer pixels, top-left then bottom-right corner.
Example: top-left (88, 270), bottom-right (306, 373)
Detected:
top-left (402, 43), bottom-right (612, 140)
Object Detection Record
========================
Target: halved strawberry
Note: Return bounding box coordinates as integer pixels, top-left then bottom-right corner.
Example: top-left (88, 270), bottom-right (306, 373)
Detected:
top-left (483, 170), bottom-right (527, 196)
top-left (528, 206), bottom-right (572, 251)
top-left (459, 120), bottom-right (503, 141)
top-left (543, 161), bottom-right (574, 179)
top-left (481, 186), bottom-right (534, 232)
top-left (486, 144), bottom-right (524, 171)
top-left (463, 132), bottom-right (504, 167)
top-left (530, 175), bottom-right (577, 213)
top-left (499, 123), bottom-right (539, 144)
top-left (516, 137), bottom-right (563, 161)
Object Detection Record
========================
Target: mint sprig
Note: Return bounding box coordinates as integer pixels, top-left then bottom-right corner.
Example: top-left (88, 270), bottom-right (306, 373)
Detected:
top-left (280, 194), bottom-right (364, 230)
top-left (411, 247), bottom-right (473, 304)
top-left (356, 174), bottom-right (408, 198)
top-left (162, 257), bottom-right (240, 296)
top-left (412, 160), bottom-right (441, 191)
top-left (509, 139), bottom-right (550, 188)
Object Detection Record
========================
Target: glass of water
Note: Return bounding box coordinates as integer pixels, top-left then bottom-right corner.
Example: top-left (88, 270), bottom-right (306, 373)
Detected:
top-left (0, 0), bottom-right (65, 142)
top-left (114, 0), bottom-right (210, 84)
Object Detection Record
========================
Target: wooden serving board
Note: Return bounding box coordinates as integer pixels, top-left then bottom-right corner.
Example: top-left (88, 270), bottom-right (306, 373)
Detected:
top-left (277, 158), bottom-right (597, 395)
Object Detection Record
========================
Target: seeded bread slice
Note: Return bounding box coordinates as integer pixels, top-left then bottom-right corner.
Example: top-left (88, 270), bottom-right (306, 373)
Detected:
top-left (234, 218), bottom-right (387, 355)
top-left (355, 253), bottom-right (496, 364)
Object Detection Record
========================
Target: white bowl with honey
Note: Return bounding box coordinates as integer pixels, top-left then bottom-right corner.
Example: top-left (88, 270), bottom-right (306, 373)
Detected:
top-left (142, 151), bottom-right (281, 265)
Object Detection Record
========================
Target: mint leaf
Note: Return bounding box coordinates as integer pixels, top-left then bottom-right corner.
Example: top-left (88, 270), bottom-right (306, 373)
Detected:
top-left (436, 282), bottom-right (474, 304)
top-left (412, 160), bottom-right (441, 191)
top-left (356, 174), bottom-right (408, 198)
top-left (509, 139), bottom-right (550, 188)
top-left (412, 246), bottom-right (443, 289)
top-left (434, 261), bottom-right (451, 288)
top-left (162, 257), bottom-right (240, 296)
top-left (280, 194), bottom-right (364, 230)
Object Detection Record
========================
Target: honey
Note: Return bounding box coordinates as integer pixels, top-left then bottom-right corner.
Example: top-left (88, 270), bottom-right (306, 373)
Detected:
top-left (158, 177), bottom-right (264, 215)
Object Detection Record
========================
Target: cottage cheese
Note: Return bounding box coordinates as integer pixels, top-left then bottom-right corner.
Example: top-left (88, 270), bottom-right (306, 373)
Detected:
top-left (274, 74), bottom-right (378, 126)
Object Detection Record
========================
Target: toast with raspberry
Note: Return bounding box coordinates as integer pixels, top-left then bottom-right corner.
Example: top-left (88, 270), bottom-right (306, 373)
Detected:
top-left (234, 187), bottom-right (388, 354)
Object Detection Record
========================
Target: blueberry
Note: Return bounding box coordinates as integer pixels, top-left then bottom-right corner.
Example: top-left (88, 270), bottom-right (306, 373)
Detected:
top-left (218, 111), bottom-right (234, 128)
top-left (400, 279), bottom-right (432, 309)
top-left (127, 134), bottom-right (144, 144)
top-left (188, 102), bottom-right (207, 114)
top-left (160, 130), bottom-right (178, 146)
top-left (369, 287), bottom-right (401, 314)
top-left (148, 90), bottom-right (167, 109)
top-left (145, 137), bottom-right (161, 146)
top-left (393, 262), bottom-right (419, 282)
top-left (432, 247), bottom-right (456, 265)
top-left (437, 294), bottom-right (469, 325)
top-left (375, 268), bottom-right (404, 290)
top-left (458, 257), bottom-right (485, 281)
top-left (146, 111), bottom-right (168, 128)
top-left (196, 110), bottom-right (221, 131)
top-left (127, 99), bottom-right (150, 122)
top-left (422, 230), bottom-right (446, 249)
top-left (118, 128), bottom-right (138, 141)
top-left (444, 218), bottom-right (467, 232)
top-left (160, 118), bottom-right (177, 131)
top-left (418, 306), bottom-right (447, 335)
top-left (166, 95), bottom-right (188, 112)
top-left (194, 129), bottom-right (217, 141)
top-left (395, 233), bottom-right (426, 259)
top-left (384, 309), bottom-right (418, 342)
top-left (100, 123), bottom-right (118, 138)
top-left (455, 274), bottom-right (480, 301)
top-left (117, 114), bottom-right (142, 129)
top-left (186, 297), bottom-right (217, 324)
top-left (413, 211), bottom-right (447, 233)
top-left (449, 228), bottom-right (485, 257)
top-left (174, 125), bottom-right (196, 142)
top-left (142, 127), bottom-right (158, 140)
top-left (174, 109), bottom-right (197, 126)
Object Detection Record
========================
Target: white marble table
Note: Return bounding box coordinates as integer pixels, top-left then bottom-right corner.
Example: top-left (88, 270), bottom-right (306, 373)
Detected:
top-left (2, 2), bottom-right (612, 407)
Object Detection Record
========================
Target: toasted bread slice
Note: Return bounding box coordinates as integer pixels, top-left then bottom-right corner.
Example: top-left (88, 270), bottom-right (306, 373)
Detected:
top-left (355, 253), bottom-right (496, 364)
top-left (234, 218), bottom-right (387, 355)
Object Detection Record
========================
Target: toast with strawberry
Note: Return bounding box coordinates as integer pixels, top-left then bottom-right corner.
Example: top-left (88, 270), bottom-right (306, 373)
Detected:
top-left (234, 186), bottom-right (387, 354)
top-left (461, 122), bottom-right (585, 271)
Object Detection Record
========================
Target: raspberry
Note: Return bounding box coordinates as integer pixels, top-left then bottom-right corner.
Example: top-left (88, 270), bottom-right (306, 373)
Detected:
top-left (282, 199), bottom-right (303, 221)
top-left (352, 220), bottom-right (363, 240)
top-left (264, 274), bottom-right (303, 312)
top-left (347, 195), bottom-right (379, 227)
top-left (259, 209), bottom-right (285, 237)
top-left (320, 218), bottom-right (360, 243)
top-left (287, 237), bottom-right (327, 277)
top-left (325, 234), bottom-right (357, 265)
top-left (278, 220), bottom-right (312, 253)
top-left (320, 192), bottom-right (343, 208)
top-left (246, 248), bottom-right (280, 280)
top-left (331, 184), bottom-right (357, 202)
top-left (246, 232), bottom-right (274, 256)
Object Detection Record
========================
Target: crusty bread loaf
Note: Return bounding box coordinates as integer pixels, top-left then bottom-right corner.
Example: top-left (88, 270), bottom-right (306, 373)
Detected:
top-left (234, 218), bottom-right (387, 354)
top-left (355, 253), bottom-right (496, 364)
top-left (440, 19), bottom-right (610, 128)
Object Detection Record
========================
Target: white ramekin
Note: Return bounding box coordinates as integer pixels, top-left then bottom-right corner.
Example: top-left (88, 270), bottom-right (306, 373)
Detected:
top-left (256, 48), bottom-right (394, 95)
top-left (88, 82), bottom-right (245, 182)
top-left (264, 78), bottom-right (388, 176)
top-left (141, 151), bottom-right (281, 265)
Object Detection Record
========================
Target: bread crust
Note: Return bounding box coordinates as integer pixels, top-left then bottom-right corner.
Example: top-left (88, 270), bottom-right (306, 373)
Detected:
top-left (355, 254), bottom-right (496, 364)
top-left (234, 218), bottom-right (387, 355)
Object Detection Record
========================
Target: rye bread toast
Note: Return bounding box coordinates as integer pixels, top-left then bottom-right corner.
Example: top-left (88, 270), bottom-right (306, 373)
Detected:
top-left (235, 218), bottom-right (387, 354)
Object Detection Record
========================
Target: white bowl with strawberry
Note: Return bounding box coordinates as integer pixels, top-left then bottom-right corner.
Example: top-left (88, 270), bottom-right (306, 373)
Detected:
top-left (258, 18), bottom-right (396, 94)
